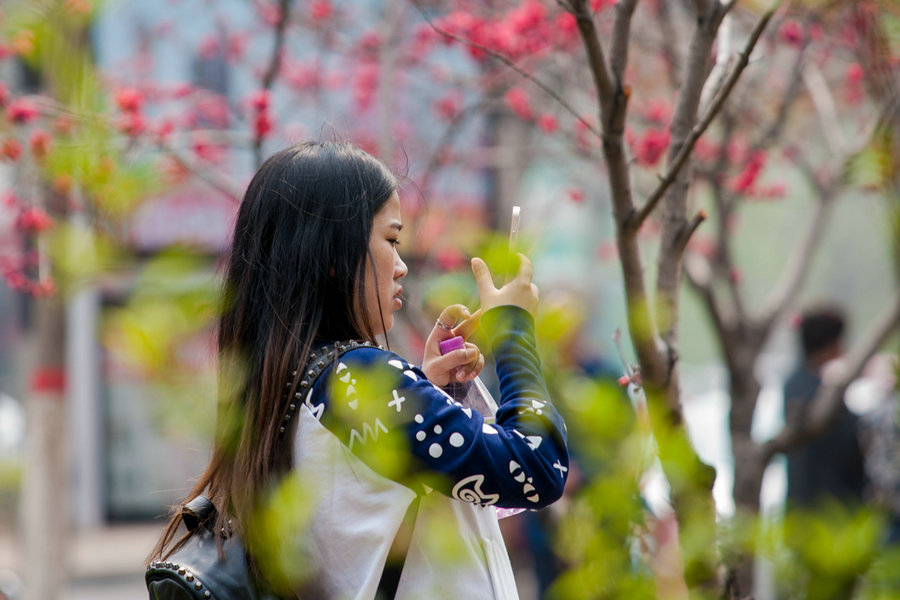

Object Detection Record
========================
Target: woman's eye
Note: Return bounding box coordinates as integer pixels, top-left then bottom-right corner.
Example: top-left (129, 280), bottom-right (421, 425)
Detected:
top-left (389, 238), bottom-right (401, 247)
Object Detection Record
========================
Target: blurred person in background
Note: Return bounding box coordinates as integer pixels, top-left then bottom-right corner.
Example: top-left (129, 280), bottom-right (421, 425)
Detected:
top-left (784, 305), bottom-right (866, 510)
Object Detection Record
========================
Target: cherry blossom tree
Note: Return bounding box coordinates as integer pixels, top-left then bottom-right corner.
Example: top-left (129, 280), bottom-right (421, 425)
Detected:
top-left (2, 0), bottom-right (898, 598)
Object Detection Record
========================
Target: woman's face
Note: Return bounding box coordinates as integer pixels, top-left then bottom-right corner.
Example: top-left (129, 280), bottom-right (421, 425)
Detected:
top-left (364, 192), bottom-right (407, 334)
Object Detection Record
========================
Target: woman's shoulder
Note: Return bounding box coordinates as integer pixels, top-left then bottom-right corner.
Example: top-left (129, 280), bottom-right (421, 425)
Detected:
top-left (315, 341), bottom-right (421, 382)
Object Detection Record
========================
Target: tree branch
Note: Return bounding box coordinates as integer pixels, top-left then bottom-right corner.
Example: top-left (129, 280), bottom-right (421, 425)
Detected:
top-left (570, 0), bottom-right (615, 109)
top-left (253, 0), bottom-right (293, 167)
top-left (158, 141), bottom-right (244, 202)
top-left (412, 1), bottom-right (602, 140)
top-left (655, 0), bottom-right (682, 91)
top-left (763, 286), bottom-right (900, 460)
top-left (684, 252), bottom-right (738, 361)
top-left (756, 155), bottom-right (835, 329)
top-left (803, 62), bottom-right (848, 156)
top-left (631, 5), bottom-right (778, 230)
top-left (610, 0), bottom-right (639, 83)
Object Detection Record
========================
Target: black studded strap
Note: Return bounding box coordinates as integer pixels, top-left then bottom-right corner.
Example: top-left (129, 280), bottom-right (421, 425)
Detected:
top-left (279, 340), bottom-right (382, 437)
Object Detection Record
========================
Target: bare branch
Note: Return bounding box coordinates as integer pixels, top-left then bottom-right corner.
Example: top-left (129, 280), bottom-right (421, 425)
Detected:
top-left (655, 0), bottom-right (682, 90)
top-left (412, 1), bottom-right (602, 140)
top-left (570, 0), bottom-right (615, 107)
top-left (676, 210), bottom-right (708, 253)
top-left (254, 0), bottom-right (293, 166)
top-left (803, 62), bottom-right (848, 156)
top-left (756, 158), bottom-right (835, 327)
top-left (763, 287), bottom-right (900, 460)
top-left (699, 12), bottom-right (735, 116)
top-left (610, 0), bottom-right (639, 83)
top-left (684, 252), bottom-right (737, 358)
top-left (158, 141), bottom-right (244, 202)
top-left (756, 32), bottom-right (809, 147)
top-left (631, 5), bottom-right (778, 229)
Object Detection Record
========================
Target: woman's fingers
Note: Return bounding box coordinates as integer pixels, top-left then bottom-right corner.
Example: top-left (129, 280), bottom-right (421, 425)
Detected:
top-left (452, 308), bottom-right (481, 340)
top-left (471, 257), bottom-right (497, 298)
top-left (515, 253), bottom-right (533, 283)
top-left (435, 304), bottom-right (471, 332)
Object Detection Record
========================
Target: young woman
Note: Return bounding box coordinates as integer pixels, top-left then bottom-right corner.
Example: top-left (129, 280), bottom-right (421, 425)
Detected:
top-left (150, 141), bottom-right (569, 599)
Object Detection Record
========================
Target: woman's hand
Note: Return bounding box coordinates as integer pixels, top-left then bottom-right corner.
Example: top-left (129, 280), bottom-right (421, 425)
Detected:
top-left (471, 253), bottom-right (539, 317)
top-left (422, 304), bottom-right (485, 387)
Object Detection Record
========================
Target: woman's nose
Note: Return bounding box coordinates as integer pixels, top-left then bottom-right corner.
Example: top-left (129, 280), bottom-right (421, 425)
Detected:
top-left (395, 255), bottom-right (408, 279)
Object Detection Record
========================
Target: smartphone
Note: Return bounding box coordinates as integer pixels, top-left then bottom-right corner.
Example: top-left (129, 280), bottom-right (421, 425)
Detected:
top-left (508, 205), bottom-right (520, 252)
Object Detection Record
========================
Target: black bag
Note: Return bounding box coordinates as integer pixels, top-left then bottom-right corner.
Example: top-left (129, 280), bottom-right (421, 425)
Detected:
top-left (146, 496), bottom-right (278, 600)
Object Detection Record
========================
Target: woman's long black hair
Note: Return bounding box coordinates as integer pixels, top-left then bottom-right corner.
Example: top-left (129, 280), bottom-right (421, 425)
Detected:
top-left (150, 141), bottom-right (398, 566)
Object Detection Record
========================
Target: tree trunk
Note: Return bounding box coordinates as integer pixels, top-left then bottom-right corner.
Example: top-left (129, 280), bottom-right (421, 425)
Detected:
top-left (728, 365), bottom-right (765, 598)
top-left (21, 297), bottom-right (67, 600)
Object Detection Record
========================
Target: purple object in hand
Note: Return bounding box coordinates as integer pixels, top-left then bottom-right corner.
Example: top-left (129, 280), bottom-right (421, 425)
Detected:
top-left (439, 335), bottom-right (466, 355)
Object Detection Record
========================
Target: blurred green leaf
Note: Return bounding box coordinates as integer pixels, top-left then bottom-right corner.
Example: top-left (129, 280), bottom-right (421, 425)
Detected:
top-left (845, 127), bottom-right (898, 192)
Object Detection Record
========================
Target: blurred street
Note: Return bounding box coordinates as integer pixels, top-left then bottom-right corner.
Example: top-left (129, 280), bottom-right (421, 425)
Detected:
top-left (0, 523), bottom-right (160, 599)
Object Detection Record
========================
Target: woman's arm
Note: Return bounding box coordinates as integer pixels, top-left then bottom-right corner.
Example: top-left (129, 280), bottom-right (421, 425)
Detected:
top-left (308, 306), bottom-right (567, 510)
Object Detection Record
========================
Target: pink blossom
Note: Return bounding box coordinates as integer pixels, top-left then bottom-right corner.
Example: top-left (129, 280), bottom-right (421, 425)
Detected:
top-left (253, 111), bottom-right (273, 139)
top-left (17, 207), bottom-right (53, 233)
top-left (0, 44), bottom-right (12, 61)
top-left (590, 0), bottom-right (617, 10)
top-left (228, 33), bottom-right (250, 61)
top-left (30, 278), bottom-right (56, 298)
top-left (153, 119), bottom-right (175, 143)
top-left (357, 31), bottom-right (381, 55)
top-left (114, 87), bottom-right (144, 113)
top-left (555, 13), bottom-right (577, 37)
top-left (537, 113), bottom-right (558, 133)
top-left (633, 128), bottom-right (670, 166)
top-left (309, 0), bottom-right (333, 21)
top-left (1, 139), bottom-right (21, 161)
top-left (778, 20), bottom-right (804, 46)
top-left (285, 61), bottom-right (319, 90)
top-left (434, 247), bottom-right (467, 271)
top-left (2, 191), bottom-right (17, 207)
top-left (693, 138), bottom-right (720, 163)
top-left (567, 188), bottom-right (584, 203)
top-left (248, 88), bottom-right (270, 111)
top-left (433, 91), bottom-right (462, 121)
top-left (642, 99), bottom-right (671, 126)
top-left (257, 1), bottom-right (282, 26)
top-left (0, 83), bottom-right (8, 108)
top-left (29, 130), bottom-right (51, 159)
top-left (3, 269), bottom-right (27, 291)
top-left (729, 150), bottom-right (766, 194)
top-left (844, 62), bottom-right (865, 104)
top-left (193, 94), bottom-right (231, 128)
top-left (6, 97), bottom-right (39, 123)
top-left (758, 183), bottom-right (787, 200)
top-left (353, 63), bottom-right (378, 111)
top-left (193, 137), bottom-right (226, 163)
top-left (116, 112), bottom-right (146, 136)
top-left (504, 88), bottom-right (533, 121)
top-left (171, 82), bottom-right (195, 99)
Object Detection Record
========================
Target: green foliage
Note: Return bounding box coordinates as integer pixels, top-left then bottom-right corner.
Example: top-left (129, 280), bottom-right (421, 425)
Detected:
top-left (748, 503), bottom-right (887, 600)
top-left (540, 367), bottom-right (659, 598)
top-left (846, 126), bottom-right (898, 192)
top-left (47, 222), bottom-right (123, 294)
top-left (4, 0), bottom-right (102, 109)
top-left (249, 470), bottom-right (319, 594)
